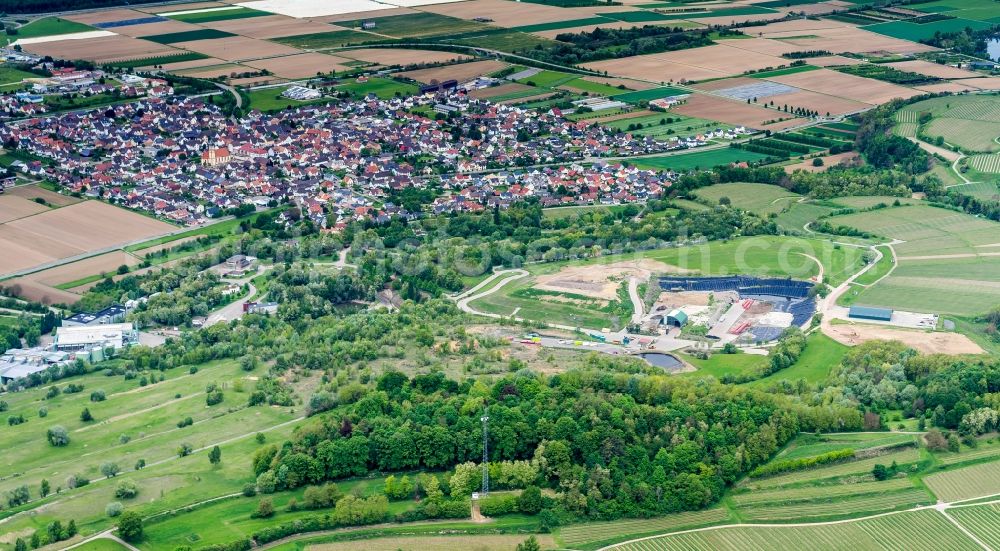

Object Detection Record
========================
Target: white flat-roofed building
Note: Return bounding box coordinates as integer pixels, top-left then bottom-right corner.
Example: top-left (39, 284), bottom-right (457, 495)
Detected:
top-left (54, 323), bottom-right (138, 351)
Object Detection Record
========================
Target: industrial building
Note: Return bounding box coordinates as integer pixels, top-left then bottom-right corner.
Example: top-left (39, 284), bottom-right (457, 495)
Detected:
top-left (54, 323), bottom-right (138, 351)
top-left (848, 305), bottom-right (894, 322)
top-left (0, 348), bottom-right (69, 384)
top-left (665, 309), bottom-right (688, 327)
top-left (63, 304), bottom-right (127, 327)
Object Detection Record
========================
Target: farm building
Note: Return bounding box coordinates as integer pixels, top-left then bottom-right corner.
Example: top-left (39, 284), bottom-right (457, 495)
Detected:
top-left (849, 305), bottom-right (893, 322)
top-left (54, 323), bottom-right (138, 351)
top-left (665, 309), bottom-right (688, 327)
top-left (63, 304), bottom-right (127, 327)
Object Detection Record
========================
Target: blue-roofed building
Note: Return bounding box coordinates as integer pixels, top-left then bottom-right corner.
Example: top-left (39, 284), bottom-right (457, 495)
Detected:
top-left (849, 305), bottom-right (893, 322)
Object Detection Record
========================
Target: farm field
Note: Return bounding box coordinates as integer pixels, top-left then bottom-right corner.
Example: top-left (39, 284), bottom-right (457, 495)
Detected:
top-left (772, 202), bottom-right (835, 233)
top-left (691, 183), bottom-right (800, 214)
top-left (824, 205), bottom-right (1000, 257)
top-left (599, 113), bottom-right (731, 142)
top-left (0, 200), bottom-right (177, 277)
top-left (302, 534), bottom-right (558, 551)
top-left (557, 508), bottom-right (730, 550)
top-left (750, 332), bottom-right (847, 385)
top-left (924, 460), bottom-right (1000, 503)
top-left (611, 510), bottom-right (982, 550)
top-left (13, 17), bottom-right (94, 39)
top-left (897, 95), bottom-right (1000, 153)
top-left (632, 148), bottom-right (772, 171)
top-left (166, 7), bottom-right (271, 23)
top-left (949, 503), bottom-right (1000, 550)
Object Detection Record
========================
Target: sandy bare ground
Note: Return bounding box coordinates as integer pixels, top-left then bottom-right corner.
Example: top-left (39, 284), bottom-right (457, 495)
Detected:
top-left (673, 94), bottom-right (802, 131)
top-left (824, 322), bottom-right (983, 355)
top-left (173, 35), bottom-right (302, 61)
top-left (337, 48), bottom-right (469, 65)
top-left (746, 18), bottom-right (850, 37)
top-left (469, 82), bottom-right (532, 99)
top-left (200, 14), bottom-right (336, 38)
top-left (885, 60), bottom-right (979, 79)
top-left (230, 75), bottom-right (288, 86)
top-left (0, 200), bottom-right (175, 276)
top-left (397, 59), bottom-right (507, 84)
top-left (421, 0), bottom-right (584, 27)
top-left (715, 37), bottom-right (816, 57)
top-left (765, 89), bottom-right (870, 115)
top-left (3, 185), bottom-right (81, 207)
top-left (784, 152), bottom-right (861, 173)
top-left (534, 259), bottom-right (687, 301)
top-left (0, 196), bottom-right (49, 224)
top-left (109, 19), bottom-right (203, 38)
top-left (655, 290), bottom-right (711, 308)
top-left (767, 69), bottom-right (922, 105)
top-left (245, 52), bottom-right (354, 78)
top-left (23, 35), bottom-right (180, 63)
top-left (651, 44), bottom-right (788, 76)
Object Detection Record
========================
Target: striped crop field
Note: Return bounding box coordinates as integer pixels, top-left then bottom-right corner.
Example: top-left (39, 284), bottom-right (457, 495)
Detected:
top-left (968, 154), bottom-right (1000, 173)
top-left (936, 443), bottom-right (1000, 466)
top-left (895, 110), bottom-right (918, 123)
top-left (894, 122), bottom-right (918, 137)
top-left (557, 508), bottom-right (729, 549)
top-left (924, 460), bottom-right (1000, 502)
top-left (949, 503), bottom-right (1000, 550)
top-left (737, 487), bottom-right (932, 521)
top-left (611, 510), bottom-right (981, 551)
top-left (731, 478), bottom-right (915, 507)
top-left (744, 448), bottom-right (921, 489)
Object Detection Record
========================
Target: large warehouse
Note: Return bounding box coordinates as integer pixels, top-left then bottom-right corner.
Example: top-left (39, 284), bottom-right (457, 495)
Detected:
top-left (54, 323), bottom-right (138, 351)
top-left (848, 305), bottom-right (894, 322)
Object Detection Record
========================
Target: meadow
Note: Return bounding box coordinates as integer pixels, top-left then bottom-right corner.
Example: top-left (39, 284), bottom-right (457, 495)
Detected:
top-left (691, 183), bottom-right (800, 214)
top-left (824, 205), bottom-right (1000, 256)
top-left (13, 17), bottom-right (93, 39)
top-left (632, 148), bottom-right (772, 171)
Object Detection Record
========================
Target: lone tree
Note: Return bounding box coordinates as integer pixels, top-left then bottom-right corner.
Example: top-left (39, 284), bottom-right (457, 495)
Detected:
top-left (209, 445), bottom-right (221, 465)
top-left (117, 510), bottom-right (143, 542)
top-left (47, 426), bottom-right (70, 447)
top-left (80, 408), bottom-right (93, 422)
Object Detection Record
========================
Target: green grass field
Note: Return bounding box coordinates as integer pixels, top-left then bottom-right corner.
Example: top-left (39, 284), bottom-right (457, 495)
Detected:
top-left (337, 77), bottom-right (418, 99)
top-left (272, 30), bottom-right (385, 50)
top-left (852, 245), bottom-right (894, 286)
top-left (752, 332), bottom-right (847, 385)
top-left (0, 66), bottom-right (37, 86)
top-left (950, 504), bottom-right (1000, 549)
top-left (513, 17), bottom-right (611, 33)
top-left (142, 29), bottom-right (235, 45)
top-left (245, 85), bottom-right (330, 112)
top-left (167, 7), bottom-right (271, 23)
top-left (600, 113), bottom-right (730, 141)
top-left (615, 510), bottom-right (981, 550)
top-left (744, 448), bottom-right (922, 489)
top-left (692, 183), bottom-right (801, 213)
top-left (559, 77), bottom-right (628, 96)
top-left (632, 148), bottom-right (772, 171)
top-left (911, 0), bottom-right (1000, 20)
top-left (612, 87), bottom-right (689, 104)
top-left (11, 17), bottom-right (93, 40)
top-left (772, 202), bottom-right (836, 233)
top-left (752, 65), bottom-right (821, 78)
top-left (338, 13), bottom-right (490, 39)
top-left (864, 18), bottom-right (992, 41)
top-left (516, 69), bottom-right (577, 88)
top-left (679, 352), bottom-right (768, 380)
top-left (825, 205), bottom-right (1000, 256)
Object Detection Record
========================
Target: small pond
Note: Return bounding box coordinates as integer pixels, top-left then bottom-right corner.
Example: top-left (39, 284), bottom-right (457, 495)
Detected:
top-left (637, 352), bottom-right (684, 371)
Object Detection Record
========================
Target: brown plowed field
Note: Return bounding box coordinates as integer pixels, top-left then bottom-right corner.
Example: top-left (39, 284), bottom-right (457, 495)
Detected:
top-left (172, 35), bottom-right (302, 61)
top-left (0, 201), bottom-right (175, 276)
top-left (397, 59), bottom-right (507, 83)
top-left (23, 35), bottom-right (180, 63)
top-left (246, 53), bottom-right (354, 78)
top-left (420, 0), bottom-right (584, 27)
top-left (201, 14), bottom-right (336, 38)
top-left (767, 68), bottom-right (922, 105)
top-left (0, 196), bottom-right (48, 224)
top-left (673, 94), bottom-right (802, 130)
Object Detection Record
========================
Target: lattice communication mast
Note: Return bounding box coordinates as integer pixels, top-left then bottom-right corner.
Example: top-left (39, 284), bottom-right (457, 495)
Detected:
top-left (481, 408), bottom-right (490, 496)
